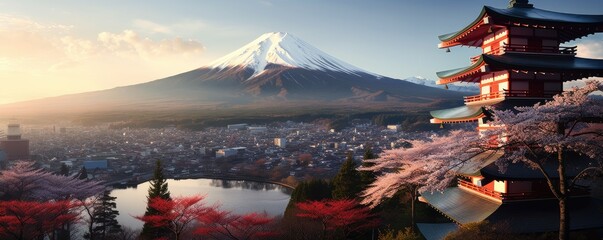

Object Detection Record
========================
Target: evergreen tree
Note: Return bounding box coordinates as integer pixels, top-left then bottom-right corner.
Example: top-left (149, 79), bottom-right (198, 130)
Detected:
top-left (59, 163), bottom-right (70, 176)
top-left (332, 152), bottom-right (362, 199)
top-left (284, 179), bottom-right (332, 216)
top-left (79, 166), bottom-right (88, 180)
top-left (360, 147), bottom-right (377, 189)
top-left (90, 191), bottom-right (121, 240)
top-left (140, 160), bottom-right (171, 239)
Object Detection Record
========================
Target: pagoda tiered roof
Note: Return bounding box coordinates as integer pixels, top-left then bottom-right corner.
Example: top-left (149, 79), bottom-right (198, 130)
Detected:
top-left (421, 189), bottom-right (603, 233)
top-left (439, 5), bottom-right (603, 48)
top-left (437, 53), bottom-right (603, 84)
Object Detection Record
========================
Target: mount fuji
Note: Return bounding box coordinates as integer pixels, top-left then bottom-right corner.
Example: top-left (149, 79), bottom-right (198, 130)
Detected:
top-left (2, 32), bottom-right (464, 115)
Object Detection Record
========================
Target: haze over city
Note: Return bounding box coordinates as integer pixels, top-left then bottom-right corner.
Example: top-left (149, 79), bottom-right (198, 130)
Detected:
top-left (1, 0), bottom-right (603, 104)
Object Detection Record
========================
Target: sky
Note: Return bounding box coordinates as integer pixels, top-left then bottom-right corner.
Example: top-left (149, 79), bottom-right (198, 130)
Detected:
top-left (1, 0), bottom-right (603, 104)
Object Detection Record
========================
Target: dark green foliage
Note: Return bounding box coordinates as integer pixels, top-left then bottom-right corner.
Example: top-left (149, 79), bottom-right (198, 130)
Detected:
top-left (90, 191), bottom-right (121, 240)
top-left (372, 113), bottom-right (436, 131)
top-left (146, 160), bottom-right (170, 200)
top-left (326, 117), bottom-right (350, 131)
top-left (444, 221), bottom-right (518, 240)
top-left (59, 163), bottom-right (69, 176)
top-left (378, 227), bottom-right (421, 240)
top-left (79, 166), bottom-right (88, 180)
top-left (332, 153), bottom-right (362, 200)
top-left (360, 147), bottom-right (377, 189)
top-left (284, 179), bottom-right (332, 216)
top-left (140, 160), bottom-right (171, 239)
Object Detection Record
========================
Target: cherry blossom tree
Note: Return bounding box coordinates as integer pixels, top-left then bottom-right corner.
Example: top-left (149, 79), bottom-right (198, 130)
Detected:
top-left (361, 81), bottom-right (603, 240)
top-left (0, 161), bottom-right (105, 239)
top-left (361, 130), bottom-right (483, 207)
top-left (0, 161), bottom-right (104, 201)
top-left (136, 195), bottom-right (209, 240)
top-left (295, 199), bottom-right (379, 240)
top-left (0, 200), bottom-right (78, 240)
top-left (196, 209), bottom-right (278, 240)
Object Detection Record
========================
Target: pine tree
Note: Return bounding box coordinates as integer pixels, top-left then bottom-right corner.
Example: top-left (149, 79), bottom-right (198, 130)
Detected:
top-left (140, 160), bottom-right (171, 239)
top-left (59, 163), bottom-right (69, 176)
top-left (90, 191), bottom-right (121, 240)
top-left (360, 147), bottom-right (377, 189)
top-left (284, 179), bottom-right (332, 216)
top-left (332, 152), bottom-right (361, 199)
top-left (79, 166), bottom-right (88, 180)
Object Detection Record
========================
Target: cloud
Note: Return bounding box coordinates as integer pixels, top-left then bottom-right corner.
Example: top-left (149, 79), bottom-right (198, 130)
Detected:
top-left (0, 15), bottom-right (208, 104)
top-left (133, 18), bottom-right (207, 36)
top-left (0, 14), bottom-right (72, 32)
top-left (97, 30), bottom-right (204, 59)
top-left (576, 40), bottom-right (603, 59)
top-left (133, 19), bottom-right (172, 34)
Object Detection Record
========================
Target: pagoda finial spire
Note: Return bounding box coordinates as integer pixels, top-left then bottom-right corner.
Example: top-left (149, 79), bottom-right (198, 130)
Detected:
top-left (508, 0), bottom-right (533, 8)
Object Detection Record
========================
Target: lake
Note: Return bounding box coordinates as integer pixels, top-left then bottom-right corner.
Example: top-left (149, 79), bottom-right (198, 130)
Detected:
top-left (111, 178), bottom-right (293, 230)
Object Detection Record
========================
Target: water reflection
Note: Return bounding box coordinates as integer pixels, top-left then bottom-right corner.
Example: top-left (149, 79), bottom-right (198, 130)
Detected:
top-left (112, 178), bottom-right (292, 230)
top-left (209, 179), bottom-right (292, 194)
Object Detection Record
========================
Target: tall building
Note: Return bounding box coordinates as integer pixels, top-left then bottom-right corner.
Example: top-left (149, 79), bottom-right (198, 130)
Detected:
top-left (417, 0), bottom-right (603, 238)
top-left (0, 123), bottom-right (30, 161)
top-left (274, 138), bottom-right (287, 148)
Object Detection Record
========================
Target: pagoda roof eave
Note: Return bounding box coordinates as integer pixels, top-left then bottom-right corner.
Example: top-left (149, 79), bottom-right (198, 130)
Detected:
top-left (438, 7), bottom-right (489, 48)
top-left (483, 53), bottom-right (603, 75)
top-left (439, 5), bottom-right (603, 47)
top-left (436, 58), bottom-right (487, 84)
top-left (456, 150), bottom-right (504, 177)
top-left (485, 6), bottom-right (603, 26)
top-left (430, 105), bottom-right (485, 124)
top-left (437, 53), bottom-right (603, 83)
top-left (422, 189), bottom-right (603, 232)
top-left (420, 187), bottom-right (502, 224)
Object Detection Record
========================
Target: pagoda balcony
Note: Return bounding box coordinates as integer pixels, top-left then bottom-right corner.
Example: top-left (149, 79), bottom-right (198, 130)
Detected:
top-left (469, 44), bottom-right (576, 64)
top-left (458, 179), bottom-right (590, 202)
top-left (464, 90), bottom-right (561, 104)
top-left (503, 44), bottom-right (577, 55)
top-left (458, 179), bottom-right (502, 200)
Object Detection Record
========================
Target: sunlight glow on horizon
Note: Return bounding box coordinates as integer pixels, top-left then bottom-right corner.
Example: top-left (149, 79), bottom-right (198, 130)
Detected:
top-left (1, 0), bottom-right (603, 104)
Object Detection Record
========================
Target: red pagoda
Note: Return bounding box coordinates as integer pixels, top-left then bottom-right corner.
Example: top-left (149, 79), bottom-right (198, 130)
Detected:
top-left (417, 1), bottom-right (603, 239)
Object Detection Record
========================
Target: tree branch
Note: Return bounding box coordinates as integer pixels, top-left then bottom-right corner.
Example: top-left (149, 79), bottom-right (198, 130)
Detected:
top-left (569, 166), bottom-right (603, 189)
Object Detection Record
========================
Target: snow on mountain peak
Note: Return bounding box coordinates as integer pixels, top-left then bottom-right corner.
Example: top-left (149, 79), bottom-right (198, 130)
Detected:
top-left (207, 32), bottom-right (377, 78)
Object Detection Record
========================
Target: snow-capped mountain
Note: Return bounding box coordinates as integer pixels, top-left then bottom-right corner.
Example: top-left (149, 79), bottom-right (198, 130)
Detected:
top-left (208, 32), bottom-right (378, 78)
top-left (0, 32), bottom-right (464, 114)
top-left (403, 76), bottom-right (479, 93)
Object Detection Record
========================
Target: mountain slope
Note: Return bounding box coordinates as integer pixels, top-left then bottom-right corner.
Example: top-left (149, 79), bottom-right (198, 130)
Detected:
top-left (403, 76), bottom-right (479, 93)
top-left (0, 32), bottom-right (465, 116)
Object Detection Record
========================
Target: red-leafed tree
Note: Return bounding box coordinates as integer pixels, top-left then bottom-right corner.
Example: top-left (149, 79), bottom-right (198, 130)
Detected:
top-left (136, 195), bottom-right (278, 240)
top-left (0, 161), bottom-right (105, 239)
top-left (295, 199), bottom-right (379, 240)
top-left (0, 200), bottom-right (78, 240)
top-left (196, 210), bottom-right (278, 240)
top-left (136, 195), bottom-right (209, 240)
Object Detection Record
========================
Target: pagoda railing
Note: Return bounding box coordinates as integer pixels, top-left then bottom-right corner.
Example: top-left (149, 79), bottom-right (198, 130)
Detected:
top-left (470, 44), bottom-right (576, 64)
top-left (458, 179), bottom-right (590, 202)
top-left (503, 44), bottom-right (576, 55)
top-left (458, 179), bottom-right (502, 200)
top-left (464, 90), bottom-right (561, 103)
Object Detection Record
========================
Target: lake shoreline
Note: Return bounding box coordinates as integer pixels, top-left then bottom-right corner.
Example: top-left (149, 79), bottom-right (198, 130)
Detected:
top-left (109, 172), bottom-right (296, 190)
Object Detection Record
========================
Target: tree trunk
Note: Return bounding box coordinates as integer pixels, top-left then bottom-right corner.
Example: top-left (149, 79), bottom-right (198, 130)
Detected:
top-left (558, 149), bottom-right (569, 240)
top-left (411, 186), bottom-right (416, 231)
